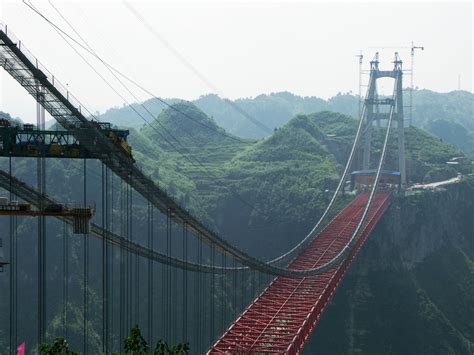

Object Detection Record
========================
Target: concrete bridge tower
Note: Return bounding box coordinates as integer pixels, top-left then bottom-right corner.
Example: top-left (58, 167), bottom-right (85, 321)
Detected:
top-left (362, 52), bottom-right (407, 185)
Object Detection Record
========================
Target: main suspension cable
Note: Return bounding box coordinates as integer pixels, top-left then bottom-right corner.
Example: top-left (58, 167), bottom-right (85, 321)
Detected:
top-left (36, 0), bottom-right (259, 213)
top-left (4, 7), bottom-right (394, 278)
top-left (31, 0), bottom-right (270, 141)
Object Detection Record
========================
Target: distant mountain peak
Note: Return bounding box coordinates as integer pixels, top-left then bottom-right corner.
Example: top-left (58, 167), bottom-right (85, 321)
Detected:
top-left (159, 101), bottom-right (219, 129)
top-left (142, 100), bottom-right (239, 151)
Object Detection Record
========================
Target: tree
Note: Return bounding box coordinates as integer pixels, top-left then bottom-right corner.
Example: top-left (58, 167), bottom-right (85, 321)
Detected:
top-left (38, 337), bottom-right (79, 355)
top-left (123, 324), bottom-right (190, 355)
top-left (123, 324), bottom-right (150, 354)
top-left (154, 339), bottom-right (190, 355)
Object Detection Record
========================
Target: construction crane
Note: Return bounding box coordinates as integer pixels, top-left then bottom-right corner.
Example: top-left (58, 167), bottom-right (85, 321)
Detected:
top-left (410, 43), bottom-right (424, 126)
top-left (356, 52), bottom-right (364, 117)
top-left (366, 43), bottom-right (424, 126)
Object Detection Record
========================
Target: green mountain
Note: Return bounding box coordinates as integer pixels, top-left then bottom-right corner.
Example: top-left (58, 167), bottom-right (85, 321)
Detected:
top-left (0, 102), bottom-right (472, 353)
top-left (97, 89), bottom-right (474, 160)
top-left (127, 103), bottom-right (474, 352)
top-left (130, 103), bottom-right (466, 256)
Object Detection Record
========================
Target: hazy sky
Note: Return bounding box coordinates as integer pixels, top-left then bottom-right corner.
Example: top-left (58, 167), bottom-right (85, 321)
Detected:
top-left (0, 0), bottom-right (472, 122)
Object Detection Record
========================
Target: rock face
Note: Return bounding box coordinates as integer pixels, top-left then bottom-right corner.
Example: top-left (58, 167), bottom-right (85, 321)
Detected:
top-left (304, 177), bottom-right (474, 355)
top-left (373, 181), bottom-right (474, 269)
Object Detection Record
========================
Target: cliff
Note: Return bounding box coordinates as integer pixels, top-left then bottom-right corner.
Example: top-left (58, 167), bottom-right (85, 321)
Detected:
top-left (305, 177), bottom-right (474, 354)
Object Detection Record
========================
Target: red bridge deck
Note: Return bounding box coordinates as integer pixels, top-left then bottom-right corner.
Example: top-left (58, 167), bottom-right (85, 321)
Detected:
top-left (208, 192), bottom-right (391, 354)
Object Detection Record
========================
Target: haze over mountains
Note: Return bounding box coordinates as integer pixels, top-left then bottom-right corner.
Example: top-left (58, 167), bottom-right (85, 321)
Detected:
top-left (97, 89), bottom-right (474, 159)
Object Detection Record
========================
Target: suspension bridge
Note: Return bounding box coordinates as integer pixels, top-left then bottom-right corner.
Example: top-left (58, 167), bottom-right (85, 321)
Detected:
top-left (0, 22), bottom-right (406, 354)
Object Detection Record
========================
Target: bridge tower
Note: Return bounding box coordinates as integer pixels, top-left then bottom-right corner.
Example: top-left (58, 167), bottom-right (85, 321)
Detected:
top-left (362, 52), bottom-right (406, 185)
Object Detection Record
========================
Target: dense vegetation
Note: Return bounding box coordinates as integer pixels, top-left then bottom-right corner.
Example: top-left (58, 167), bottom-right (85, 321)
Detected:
top-left (0, 99), bottom-right (471, 354)
top-left (38, 325), bottom-right (189, 354)
top-left (126, 103), bottom-right (466, 254)
top-left (98, 89), bottom-right (473, 160)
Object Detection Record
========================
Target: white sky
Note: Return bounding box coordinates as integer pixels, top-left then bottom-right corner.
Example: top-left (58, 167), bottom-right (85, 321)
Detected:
top-left (0, 0), bottom-right (472, 123)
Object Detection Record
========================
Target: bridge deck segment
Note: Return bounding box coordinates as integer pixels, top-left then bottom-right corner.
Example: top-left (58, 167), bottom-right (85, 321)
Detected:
top-left (209, 192), bottom-right (391, 354)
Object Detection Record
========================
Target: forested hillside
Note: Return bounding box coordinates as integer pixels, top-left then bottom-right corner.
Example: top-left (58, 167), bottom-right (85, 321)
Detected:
top-left (0, 102), bottom-right (471, 353)
top-left (127, 103), bottom-right (466, 255)
top-left (98, 89), bottom-right (473, 159)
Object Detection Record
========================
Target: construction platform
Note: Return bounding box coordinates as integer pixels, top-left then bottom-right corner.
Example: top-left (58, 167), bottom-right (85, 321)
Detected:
top-left (0, 199), bottom-right (95, 233)
top-left (0, 118), bottom-right (132, 160)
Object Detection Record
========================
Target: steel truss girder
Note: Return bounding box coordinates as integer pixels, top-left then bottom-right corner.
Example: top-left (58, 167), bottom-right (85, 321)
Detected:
top-left (208, 192), bottom-right (390, 354)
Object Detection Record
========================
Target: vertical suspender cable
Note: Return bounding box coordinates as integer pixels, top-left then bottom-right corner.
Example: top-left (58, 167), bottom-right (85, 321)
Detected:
top-left (221, 252), bottom-right (225, 333)
top-left (102, 163), bottom-right (105, 351)
top-left (198, 235), bottom-right (202, 353)
top-left (258, 272), bottom-right (261, 297)
top-left (182, 223), bottom-right (188, 341)
top-left (161, 221), bottom-right (166, 341)
top-left (132, 186), bottom-right (139, 326)
top-left (8, 156), bottom-right (11, 352)
top-left (232, 257), bottom-right (236, 320)
top-left (126, 182), bottom-right (130, 331)
top-left (126, 182), bottom-right (129, 330)
top-left (37, 90), bottom-right (46, 347)
top-left (172, 212), bottom-right (176, 343)
top-left (106, 166), bottom-right (110, 351)
top-left (124, 184), bottom-right (131, 337)
top-left (119, 178), bottom-right (124, 348)
top-left (127, 182), bottom-right (132, 331)
top-left (83, 159), bottom-right (88, 354)
top-left (63, 219), bottom-right (68, 341)
top-left (193, 234), bottom-right (199, 352)
top-left (172, 225), bottom-right (177, 344)
top-left (210, 243), bottom-right (215, 344)
top-left (147, 197), bottom-right (152, 344)
top-left (13, 166), bottom-right (17, 350)
top-left (9, 156), bottom-right (16, 353)
top-left (168, 209), bottom-right (172, 342)
top-left (13, 194), bottom-right (17, 350)
top-left (110, 172), bottom-right (114, 349)
top-left (164, 210), bottom-right (169, 341)
top-left (101, 163), bottom-right (109, 353)
top-left (251, 271), bottom-right (256, 299)
top-left (240, 266), bottom-right (244, 314)
top-left (150, 198), bottom-right (154, 345)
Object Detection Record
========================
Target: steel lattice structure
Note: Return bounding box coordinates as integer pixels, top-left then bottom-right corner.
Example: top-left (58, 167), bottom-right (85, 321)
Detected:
top-left (209, 192), bottom-right (391, 354)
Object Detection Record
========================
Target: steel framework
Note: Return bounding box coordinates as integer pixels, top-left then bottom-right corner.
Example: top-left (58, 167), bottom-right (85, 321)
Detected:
top-left (0, 125), bottom-right (130, 159)
top-left (209, 192), bottom-right (390, 354)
